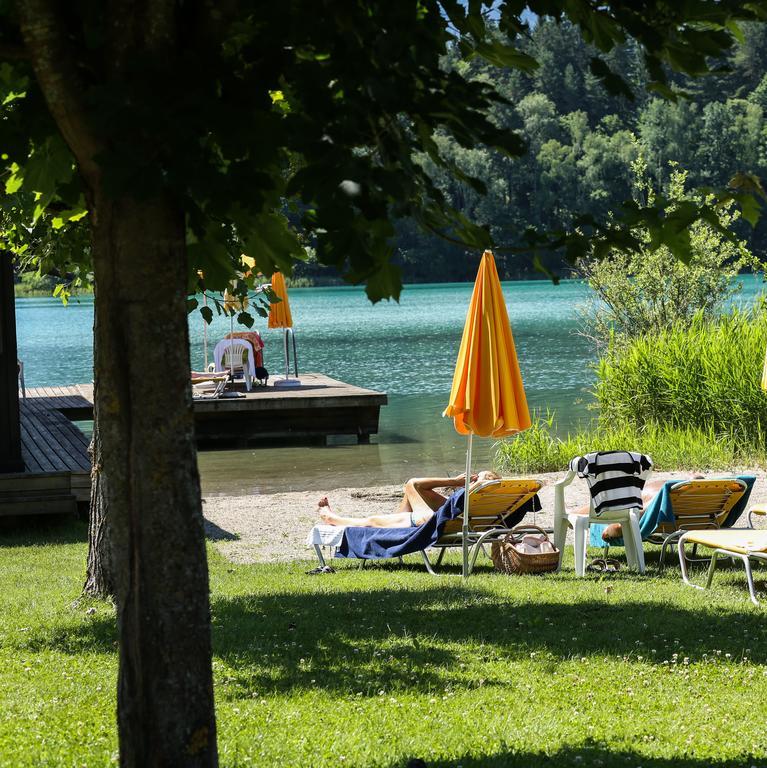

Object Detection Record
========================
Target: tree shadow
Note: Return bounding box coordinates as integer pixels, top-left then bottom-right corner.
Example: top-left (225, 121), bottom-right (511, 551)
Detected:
top-left (210, 583), bottom-right (766, 700)
top-left (0, 517), bottom-right (87, 548)
top-left (390, 745), bottom-right (762, 768)
top-left (13, 614), bottom-right (117, 655)
top-left (204, 519), bottom-right (239, 541)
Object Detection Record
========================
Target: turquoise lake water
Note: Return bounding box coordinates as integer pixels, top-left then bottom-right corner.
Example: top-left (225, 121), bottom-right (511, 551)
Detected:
top-left (15, 276), bottom-right (767, 494)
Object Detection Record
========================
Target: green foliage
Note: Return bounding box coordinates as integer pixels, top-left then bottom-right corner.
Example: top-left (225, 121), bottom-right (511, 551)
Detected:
top-left (495, 411), bottom-right (766, 474)
top-left (595, 308), bottom-right (767, 446)
top-left (2, 4), bottom-right (767, 305)
top-left (577, 157), bottom-right (755, 347)
top-left (3, 522), bottom-right (767, 767)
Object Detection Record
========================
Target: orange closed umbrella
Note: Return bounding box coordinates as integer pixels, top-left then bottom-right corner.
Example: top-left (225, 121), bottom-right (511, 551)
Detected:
top-left (268, 271), bottom-right (300, 386)
top-left (268, 271), bottom-right (293, 329)
top-left (444, 250), bottom-right (531, 576)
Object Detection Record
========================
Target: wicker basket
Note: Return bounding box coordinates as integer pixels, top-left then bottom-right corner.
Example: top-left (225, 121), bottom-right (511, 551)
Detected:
top-left (490, 525), bottom-right (560, 575)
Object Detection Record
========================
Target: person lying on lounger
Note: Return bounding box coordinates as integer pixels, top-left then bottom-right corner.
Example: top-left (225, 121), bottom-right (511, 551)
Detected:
top-left (317, 470), bottom-right (501, 528)
top-left (572, 473), bottom-right (705, 541)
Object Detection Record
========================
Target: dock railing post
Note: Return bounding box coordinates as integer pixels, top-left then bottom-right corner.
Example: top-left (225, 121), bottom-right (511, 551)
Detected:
top-left (0, 253), bottom-right (24, 473)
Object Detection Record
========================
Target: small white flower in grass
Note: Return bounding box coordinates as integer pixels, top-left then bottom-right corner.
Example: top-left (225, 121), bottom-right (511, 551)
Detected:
top-left (726, 653), bottom-right (732, 659)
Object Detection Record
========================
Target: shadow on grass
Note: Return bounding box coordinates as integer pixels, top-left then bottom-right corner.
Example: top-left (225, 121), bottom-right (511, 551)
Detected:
top-left (210, 583), bottom-right (767, 699)
top-left (204, 519), bottom-right (239, 541)
top-left (0, 517), bottom-right (86, 547)
top-left (392, 745), bottom-right (763, 768)
top-left (18, 614), bottom-right (117, 654)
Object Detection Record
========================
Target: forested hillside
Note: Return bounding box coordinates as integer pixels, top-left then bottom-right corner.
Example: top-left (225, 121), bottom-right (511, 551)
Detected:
top-left (296, 18), bottom-right (767, 284)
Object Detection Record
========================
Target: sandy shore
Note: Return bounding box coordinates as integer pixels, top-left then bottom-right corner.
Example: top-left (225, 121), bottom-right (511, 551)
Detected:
top-left (202, 469), bottom-right (767, 564)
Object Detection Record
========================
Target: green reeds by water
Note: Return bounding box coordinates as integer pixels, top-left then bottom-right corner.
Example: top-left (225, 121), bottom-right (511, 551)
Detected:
top-left (496, 309), bottom-right (767, 473)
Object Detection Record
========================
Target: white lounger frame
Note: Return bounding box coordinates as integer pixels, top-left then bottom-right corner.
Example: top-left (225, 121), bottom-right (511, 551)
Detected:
top-left (678, 532), bottom-right (767, 606)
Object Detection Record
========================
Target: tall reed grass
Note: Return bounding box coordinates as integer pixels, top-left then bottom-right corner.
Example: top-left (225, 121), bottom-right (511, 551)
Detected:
top-left (496, 308), bottom-right (767, 473)
top-left (595, 308), bottom-right (767, 445)
top-left (495, 411), bottom-right (767, 474)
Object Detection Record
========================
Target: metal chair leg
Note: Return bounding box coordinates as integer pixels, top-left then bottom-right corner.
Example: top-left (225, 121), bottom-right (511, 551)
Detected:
top-left (420, 550), bottom-right (437, 575)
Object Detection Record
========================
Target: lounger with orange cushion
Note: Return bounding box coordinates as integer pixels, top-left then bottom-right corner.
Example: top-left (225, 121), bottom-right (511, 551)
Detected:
top-left (678, 529), bottom-right (767, 605)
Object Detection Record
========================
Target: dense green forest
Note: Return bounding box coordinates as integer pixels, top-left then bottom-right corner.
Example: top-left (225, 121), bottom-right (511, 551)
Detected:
top-left (294, 18), bottom-right (767, 284)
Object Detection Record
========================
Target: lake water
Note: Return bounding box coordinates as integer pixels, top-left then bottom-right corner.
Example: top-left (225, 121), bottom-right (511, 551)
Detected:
top-left (15, 276), bottom-right (766, 494)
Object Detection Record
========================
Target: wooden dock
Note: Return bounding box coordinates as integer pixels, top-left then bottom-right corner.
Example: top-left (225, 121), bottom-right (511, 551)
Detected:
top-left (0, 398), bottom-right (91, 517)
top-left (0, 373), bottom-right (386, 516)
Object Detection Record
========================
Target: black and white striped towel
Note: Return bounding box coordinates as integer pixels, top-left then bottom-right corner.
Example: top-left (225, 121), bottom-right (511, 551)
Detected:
top-left (569, 451), bottom-right (653, 517)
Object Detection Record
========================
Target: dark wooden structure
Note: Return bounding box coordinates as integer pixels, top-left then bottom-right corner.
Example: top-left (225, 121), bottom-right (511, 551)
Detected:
top-left (1, 372), bottom-right (386, 516)
top-left (26, 373), bottom-right (387, 445)
top-left (0, 254), bottom-right (23, 473)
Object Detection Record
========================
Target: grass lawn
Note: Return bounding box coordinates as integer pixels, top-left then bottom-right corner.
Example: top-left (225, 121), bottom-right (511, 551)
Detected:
top-left (1, 520), bottom-right (766, 768)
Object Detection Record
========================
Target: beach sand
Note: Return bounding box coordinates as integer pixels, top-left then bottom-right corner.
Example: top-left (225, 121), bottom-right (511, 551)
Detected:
top-left (203, 469), bottom-right (767, 564)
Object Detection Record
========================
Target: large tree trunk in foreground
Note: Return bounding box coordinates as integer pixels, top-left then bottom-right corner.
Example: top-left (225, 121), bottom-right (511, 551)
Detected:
top-left (17, 3), bottom-right (218, 766)
top-left (83, 412), bottom-right (114, 599)
top-left (92, 194), bottom-right (217, 767)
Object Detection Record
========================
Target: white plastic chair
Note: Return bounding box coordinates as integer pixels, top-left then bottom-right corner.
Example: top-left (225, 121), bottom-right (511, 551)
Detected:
top-left (553, 469), bottom-right (646, 576)
top-left (212, 339), bottom-right (255, 391)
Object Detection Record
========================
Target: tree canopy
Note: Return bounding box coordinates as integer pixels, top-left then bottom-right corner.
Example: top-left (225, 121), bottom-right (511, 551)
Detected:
top-left (4, 3), bottom-right (767, 766)
top-left (3, 3), bottom-right (767, 303)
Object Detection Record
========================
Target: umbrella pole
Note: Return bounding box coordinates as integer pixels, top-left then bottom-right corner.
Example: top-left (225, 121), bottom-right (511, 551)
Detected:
top-left (284, 328), bottom-right (290, 379)
top-left (203, 293), bottom-right (209, 370)
top-left (462, 433), bottom-right (473, 579)
top-left (229, 312), bottom-right (235, 381)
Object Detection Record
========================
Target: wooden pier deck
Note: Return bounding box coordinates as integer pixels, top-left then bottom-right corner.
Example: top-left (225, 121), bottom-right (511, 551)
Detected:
top-left (25, 373), bottom-right (387, 445)
top-left (0, 373), bottom-right (386, 516)
top-left (0, 399), bottom-right (91, 516)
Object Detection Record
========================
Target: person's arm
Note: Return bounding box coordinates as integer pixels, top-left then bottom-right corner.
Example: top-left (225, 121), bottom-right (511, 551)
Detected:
top-left (411, 473), bottom-right (478, 490)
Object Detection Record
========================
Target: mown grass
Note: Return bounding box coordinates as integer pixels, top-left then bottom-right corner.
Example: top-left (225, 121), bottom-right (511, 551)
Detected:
top-left (2, 519), bottom-right (767, 767)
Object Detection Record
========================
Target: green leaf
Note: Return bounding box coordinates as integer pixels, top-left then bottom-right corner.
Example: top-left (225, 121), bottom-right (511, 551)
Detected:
top-left (471, 41), bottom-right (539, 72)
top-left (187, 298), bottom-right (199, 313)
top-left (237, 311), bottom-right (254, 328)
top-left (5, 170), bottom-right (23, 195)
top-left (242, 214), bottom-right (303, 276)
top-left (200, 306), bottom-right (213, 324)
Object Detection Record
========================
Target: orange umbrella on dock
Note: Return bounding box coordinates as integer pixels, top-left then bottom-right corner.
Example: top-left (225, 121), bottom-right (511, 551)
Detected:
top-left (444, 249), bottom-right (532, 577)
top-left (268, 271), bottom-right (300, 387)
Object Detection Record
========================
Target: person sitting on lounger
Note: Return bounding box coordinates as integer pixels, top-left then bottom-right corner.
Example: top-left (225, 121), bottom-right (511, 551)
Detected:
top-left (318, 470), bottom-right (501, 528)
top-left (572, 473), bottom-right (705, 541)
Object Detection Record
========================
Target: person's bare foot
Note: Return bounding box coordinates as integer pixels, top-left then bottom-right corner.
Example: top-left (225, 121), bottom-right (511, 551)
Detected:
top-left (319, 508), bottom-right (345, 526)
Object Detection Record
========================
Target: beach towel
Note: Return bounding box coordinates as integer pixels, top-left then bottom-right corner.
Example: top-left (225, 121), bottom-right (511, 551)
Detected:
top-left (336, 488), bottom-right (541, 560)
top-left (588, 474), bottom-right (756, 547)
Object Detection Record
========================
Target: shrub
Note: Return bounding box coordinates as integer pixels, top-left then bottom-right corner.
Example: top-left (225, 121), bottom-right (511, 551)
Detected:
top-left (576, 156), bottom-right (756, 349)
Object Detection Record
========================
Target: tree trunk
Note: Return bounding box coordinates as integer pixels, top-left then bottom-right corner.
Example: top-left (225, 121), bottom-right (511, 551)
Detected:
top-left (91, 193), bottom-right (217, 767)
top-left (83, 405), bottom-right (114, 599)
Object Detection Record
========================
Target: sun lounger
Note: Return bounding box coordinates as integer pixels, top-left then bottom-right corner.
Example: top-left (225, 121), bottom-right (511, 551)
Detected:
top-left (306, 479), bottom-right (542, 574)
top-left (421, 479), bottom-right (543, 574)
top-left (588, 476), bottom-right (755, 570)
top-left (678, 529), bottom-right (767, 605)
top-left (191, 371), bottom-right (230, 399)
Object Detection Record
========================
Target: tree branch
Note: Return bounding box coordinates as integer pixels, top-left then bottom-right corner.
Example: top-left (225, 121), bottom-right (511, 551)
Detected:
top-left (0, 42), bottom-right (29, 61)
top-left (15, 0), bottom-right (103, 187)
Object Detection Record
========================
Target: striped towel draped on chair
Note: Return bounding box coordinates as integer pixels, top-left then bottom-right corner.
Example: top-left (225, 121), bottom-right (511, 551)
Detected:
top-left (570, 451), bottom-right (653, 517)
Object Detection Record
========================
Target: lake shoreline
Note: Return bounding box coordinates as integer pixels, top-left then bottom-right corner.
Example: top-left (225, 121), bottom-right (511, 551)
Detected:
top-left (203, 468), bottom-right (767, 564)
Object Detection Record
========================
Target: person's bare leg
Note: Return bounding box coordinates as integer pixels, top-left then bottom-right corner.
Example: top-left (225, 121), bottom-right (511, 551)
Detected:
top-left (317, 497), bottom-right (413, 527)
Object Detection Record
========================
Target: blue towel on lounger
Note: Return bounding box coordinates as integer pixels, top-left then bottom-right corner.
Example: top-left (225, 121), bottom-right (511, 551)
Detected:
top-left (589, 474), bottom-right (756, 548)
top-left (336, 488), bottom-right (542, 560)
